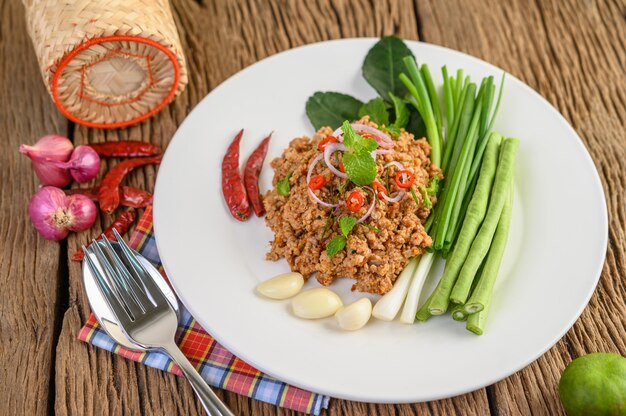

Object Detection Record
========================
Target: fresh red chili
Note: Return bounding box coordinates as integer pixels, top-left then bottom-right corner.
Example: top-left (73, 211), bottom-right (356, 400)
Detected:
top-left (244, 133), bottom-right (272, 217)
top-left (66, 186), bottom-right (153, 208)
top-left (88, 141), bottom-right (162, 157)
top-left (346, 191), bottom-right (364, 212)
top-left (339, 159), bottom-right (345, 173)
top-left (395, 170), bottom-right (415, 189)
top-left (99, 157), bottom-right (161, 214)
top-left (71, 210), bottom-right (136, 261)
top-left (308, 175), bottom-right (326, 190)
top-left (318, 135), bottom-right (338, 151)
top-left (222, 129), bottom-right (251, 221)
top-left (372, 181), bottom-right (388, 199)
top-left (361, 133), bottom-right (374, 139)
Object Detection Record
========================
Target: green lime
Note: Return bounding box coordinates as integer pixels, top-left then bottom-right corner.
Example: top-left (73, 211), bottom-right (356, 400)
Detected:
top-left (559, 352), bottom-right (626, 415)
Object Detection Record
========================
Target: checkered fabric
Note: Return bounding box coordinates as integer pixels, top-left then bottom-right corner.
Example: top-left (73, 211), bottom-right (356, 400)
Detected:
top-left (78, 206), bottom-right (330, 415)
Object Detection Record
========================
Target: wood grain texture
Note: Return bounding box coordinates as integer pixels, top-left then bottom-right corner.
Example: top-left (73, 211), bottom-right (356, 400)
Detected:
top-left (0, 1), bottom-right (67, 415)
top-left (0, 0), bottom-right (623, 415)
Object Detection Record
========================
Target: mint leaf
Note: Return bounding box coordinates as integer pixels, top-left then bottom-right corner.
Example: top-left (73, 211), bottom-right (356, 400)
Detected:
top-left (358, 98), bottom-right (390, 126)
top-left (326, 235), bottom-right (347, 257)
top-left (342, 150), bottom-right (377, 186)
top-left (305, 92), bottom-right (363, 130)
top-left (276, 172), bottom-right (292, 196)
top-left (341, 121), bottom-right (378, 152)
top-left (339, 216), bottom-right (357, 237)
top-left (389, 92), bottom-right (409, 129)
top-left (362, 36), bottom-right (415, 102)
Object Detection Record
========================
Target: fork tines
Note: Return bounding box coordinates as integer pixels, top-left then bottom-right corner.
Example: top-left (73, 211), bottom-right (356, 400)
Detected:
top-left (82, 232), bottom-right (167, 323)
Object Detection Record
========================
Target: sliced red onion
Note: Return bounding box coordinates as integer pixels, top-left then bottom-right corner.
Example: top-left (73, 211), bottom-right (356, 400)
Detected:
top-left (372, 149), bottom-right (394, 159)
top-left (306, 153), bottom-right (340, 208)
top-left (307, 153), bottom-right (324, 183)
top-left (332, 126), bottom-right (343, 138)
top-left (352, 123), bottom-right (394, 148)
top-left (324, 142), bottom-right (348, 179)
top-left (357, 186), bottom-right (377, 223)
top-left (381, 190), bottom-right (406, 203)
top-left (384, 161), bottom-right (406, 171)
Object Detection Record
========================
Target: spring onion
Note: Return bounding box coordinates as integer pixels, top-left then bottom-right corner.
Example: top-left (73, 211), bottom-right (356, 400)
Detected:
top-left (372, 257), bottom-right (419, 321)
top-left (399, 252), bottom-right (436, 324)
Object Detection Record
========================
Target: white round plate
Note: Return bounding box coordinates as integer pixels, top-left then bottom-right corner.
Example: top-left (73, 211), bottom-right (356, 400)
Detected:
top-left (153, 39), bottom-right (607, 403)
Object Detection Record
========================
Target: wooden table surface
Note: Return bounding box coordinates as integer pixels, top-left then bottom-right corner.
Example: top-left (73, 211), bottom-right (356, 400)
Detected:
top-left (1, 0), bottom-right (624, 415)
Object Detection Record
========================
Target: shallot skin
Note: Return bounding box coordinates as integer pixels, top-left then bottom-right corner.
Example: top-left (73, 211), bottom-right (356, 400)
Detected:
top-left (28, 186), bottom-right (97, 241)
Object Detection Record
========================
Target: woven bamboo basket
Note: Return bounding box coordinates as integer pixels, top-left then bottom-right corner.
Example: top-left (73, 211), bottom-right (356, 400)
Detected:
top-left (23, 0), bottom-right (188, 129)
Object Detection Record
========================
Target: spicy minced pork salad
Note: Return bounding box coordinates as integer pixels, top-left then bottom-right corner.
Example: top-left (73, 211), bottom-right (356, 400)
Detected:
top-left (263, 117), bottom-right (440, 294)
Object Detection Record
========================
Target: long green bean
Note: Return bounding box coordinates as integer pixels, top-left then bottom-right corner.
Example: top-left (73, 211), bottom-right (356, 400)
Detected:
top-left (466, 301), bottom-right (490, 335)
top-left (449, 138), bottom-right (519, 305)
top-left (464, 186), bottom-right (514, 314)
top-left (425, 133), bottom-right (502, 314)
top-left (451, 304), bottom-right (468, 321)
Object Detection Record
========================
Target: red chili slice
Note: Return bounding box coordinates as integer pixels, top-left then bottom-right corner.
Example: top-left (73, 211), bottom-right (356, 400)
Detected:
top-left (372, 181), bottom-right (388, 199)
top-left (339, 159), bottom-right (345, 173)
top-left (346, 191), bottom-right (364, 212)
top-left (308, 175), bottom-right (326, 190)
top-left (395, 170), bottom-right (415, 189)
top-left (318, 135), bottom-right (338, 151)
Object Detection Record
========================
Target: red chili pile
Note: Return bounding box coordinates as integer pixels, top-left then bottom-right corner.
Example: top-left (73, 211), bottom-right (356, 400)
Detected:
top-left (221, 129), bottom-right (272, 221)
top-left (20, 135), bottom-right (161, 261)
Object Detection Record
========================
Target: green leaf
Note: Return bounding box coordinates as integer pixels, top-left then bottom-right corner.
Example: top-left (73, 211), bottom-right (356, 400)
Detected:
top-left (276, 172), bottom-right (292, 196)
top-left (339, 216), bottom-right (357, 237)
top-left (305, 92), bottom-right (363, 130)
top-left (358, 97), bottom-right (390, 126)
top-left (389, 92), bottom-right (409, 129)
top-left (362, 36), bottom-right (415, 102)
top-left (406, 104), bottom-right (427, 139)
top-left (382, 125), bottom-right (401, 137)
top-left (342, 150), bottom-right (377, 186)
top-left (341, 121), bottom-right (378, 152)
top-left (326, 235), bottom-right (347, 257)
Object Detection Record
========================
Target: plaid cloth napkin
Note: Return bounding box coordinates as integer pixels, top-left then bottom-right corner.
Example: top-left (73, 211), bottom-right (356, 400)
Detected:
top-left (78, 206), bottom-right (330, 415)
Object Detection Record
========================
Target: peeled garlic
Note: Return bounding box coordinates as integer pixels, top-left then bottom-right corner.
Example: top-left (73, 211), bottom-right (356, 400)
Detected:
top-left (292, 288), bottom-right (343, 319)
top-left (334, 298), bottom-right (372, 331)
top-left (256, 272), bottom-right (304, 300)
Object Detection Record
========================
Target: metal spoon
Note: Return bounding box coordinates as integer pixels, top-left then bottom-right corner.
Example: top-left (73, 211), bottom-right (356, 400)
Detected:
top-left (82, 240), bottom-right (179, 350)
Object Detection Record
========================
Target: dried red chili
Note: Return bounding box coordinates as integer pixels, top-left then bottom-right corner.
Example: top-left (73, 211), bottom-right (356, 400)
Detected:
top-left (71, 210), bottom-right (136, 261)
top-left (318, 135), bottom-right (338, 151)
top-left (88, 141), bottom-right (162, 157)
top-left (98, 156), bottom-right (161, 214)
top-left (308, 175), bottom-right (326, 190)
top-left (244, 133), bottom-right (272, 217)
top-left (372, 181), bottom-right (388, 199)
top-left (65, 186), bottom-right (153, 208)
top-left (222, 129), bottom-right (251, 221)
top-left (347, 191), bottom-right (364, 212)
top-left (394, 170), bottom-right (415, 189)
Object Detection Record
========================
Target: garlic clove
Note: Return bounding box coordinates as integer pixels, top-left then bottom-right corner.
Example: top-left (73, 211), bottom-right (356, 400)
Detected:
top-left (335, 298), bottom-right (372, 331)
top-left (292, 288), bottom-right (343, 319)
top-left (256, 272), bottom-right (304, 299)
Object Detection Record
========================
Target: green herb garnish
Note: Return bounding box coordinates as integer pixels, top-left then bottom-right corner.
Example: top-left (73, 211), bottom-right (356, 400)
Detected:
top-left (326, 235), bottom-right (347, 257)
top-left (360, 222), bottom-right (381, 233)
top-left (341, 121), bottom-right (378, 186)
top-left (388, 92), bottom-right (409, 129)
top-left (339, 216), bottom-right (357, 237)
top-left (305, 92), bottom-right (363, 130)
top-left (276, 172), bottom-right (292, 196)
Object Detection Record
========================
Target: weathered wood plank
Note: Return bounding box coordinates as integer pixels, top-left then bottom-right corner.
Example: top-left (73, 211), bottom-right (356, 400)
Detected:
top-left (419, 0), bottom-right (626, 414)
top-left (0, 1), bottom-right (67, 415)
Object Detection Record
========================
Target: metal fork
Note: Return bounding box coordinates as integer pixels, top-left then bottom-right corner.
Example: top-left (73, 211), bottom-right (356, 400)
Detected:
top-left (83, 229), bottom-right (233, 416)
